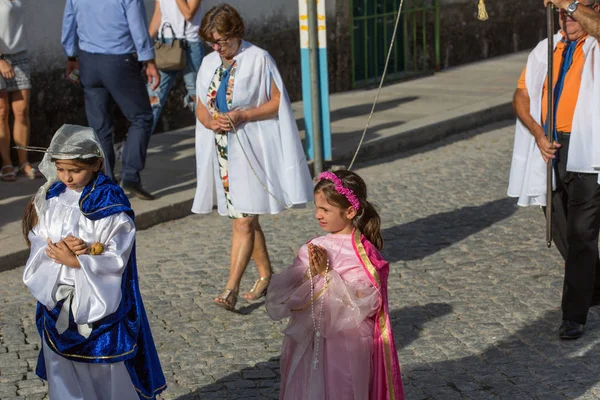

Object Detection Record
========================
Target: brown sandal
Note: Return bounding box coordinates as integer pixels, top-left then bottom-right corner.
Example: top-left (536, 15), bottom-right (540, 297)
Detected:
top-left (214, 288), bottom-right (238, 311)
top-left (243, 276), bottom-right (271, 301)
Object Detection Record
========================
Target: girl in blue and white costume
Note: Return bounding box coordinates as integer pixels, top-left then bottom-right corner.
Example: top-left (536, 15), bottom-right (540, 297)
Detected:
top-left (22, 125), bottom-right (166, 400)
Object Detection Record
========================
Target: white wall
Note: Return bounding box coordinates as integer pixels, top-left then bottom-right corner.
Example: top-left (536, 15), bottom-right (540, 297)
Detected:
top-left (24, 0), bottom-right (336, 69)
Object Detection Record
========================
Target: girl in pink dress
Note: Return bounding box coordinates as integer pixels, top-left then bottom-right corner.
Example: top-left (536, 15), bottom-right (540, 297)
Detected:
top-left (266, 170), bottom-right (404, 400)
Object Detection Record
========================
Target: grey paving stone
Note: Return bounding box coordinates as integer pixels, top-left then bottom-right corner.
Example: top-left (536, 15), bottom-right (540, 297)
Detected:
top-left (3, 124), bottom-right (600, 399)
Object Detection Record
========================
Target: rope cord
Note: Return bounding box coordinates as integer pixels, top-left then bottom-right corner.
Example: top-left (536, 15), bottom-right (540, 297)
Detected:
top-left (223, 114), bottom-right (292, 210)
top-left (219, 2), bottom-right (405, 207)
top-left (347, 0), bottom-right (405, 170)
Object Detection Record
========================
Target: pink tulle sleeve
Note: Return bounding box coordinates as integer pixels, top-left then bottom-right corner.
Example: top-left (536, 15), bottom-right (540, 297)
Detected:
top-left (265, 244), bottom-right (311, 321)
top-left (320, 270), bottom-right (380, 336)
top-left (266, 244), bottom-right (380, 338)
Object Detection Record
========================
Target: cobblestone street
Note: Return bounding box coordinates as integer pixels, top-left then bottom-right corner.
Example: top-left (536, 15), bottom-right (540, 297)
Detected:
top-left (2, 122), bottom-right (600, 400)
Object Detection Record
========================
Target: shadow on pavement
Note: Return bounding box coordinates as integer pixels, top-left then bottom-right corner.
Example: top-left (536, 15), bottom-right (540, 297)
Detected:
top-left (382, 197), bottom-right (517, 263)
top-left (403, 309), bottom-right (600, 398)
top-left (176, 302), bottom-right (451, 400)
top-left (296, 96), bottom-right (419, 131)
top-left (351, 119), bottom-right (515, 170)
top-left (392, 303), bottom-right (454, 350)
top-left (237, 301), bottom-right (265, 315)
top-left (330, 120), bottom-right (407, 159)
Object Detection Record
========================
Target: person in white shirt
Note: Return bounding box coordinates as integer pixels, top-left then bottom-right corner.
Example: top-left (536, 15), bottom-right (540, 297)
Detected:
top-left (0, 0), bottom-right (41, 182)
top-left (148, 0), bottom-right (204, 133)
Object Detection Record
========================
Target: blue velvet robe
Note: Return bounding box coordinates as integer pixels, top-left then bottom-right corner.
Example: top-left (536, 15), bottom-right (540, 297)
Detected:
top-left (34, 172), bottom-right (166, 400)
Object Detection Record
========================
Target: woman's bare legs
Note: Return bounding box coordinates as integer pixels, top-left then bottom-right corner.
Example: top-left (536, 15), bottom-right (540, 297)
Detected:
top-left (11, 89), bottom-right (32, 172)
top-left (0, 91), bottom-right (12, 169)
top-left (243, 221), bottom-right (272, 300)
top-left (214, 216), bottom-right (272, 307)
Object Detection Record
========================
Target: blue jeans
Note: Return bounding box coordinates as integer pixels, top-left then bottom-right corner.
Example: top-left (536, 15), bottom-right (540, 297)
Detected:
top-left (148, 40), bottom-right (204, 133)
top-left (79, 51), bottom-right (153, 184)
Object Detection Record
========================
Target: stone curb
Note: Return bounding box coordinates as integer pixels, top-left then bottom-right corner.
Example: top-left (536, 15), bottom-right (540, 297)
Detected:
top-left (336, 102), bottom-right (514, 163)
top-left (0, 102), bottom-right (514, 272)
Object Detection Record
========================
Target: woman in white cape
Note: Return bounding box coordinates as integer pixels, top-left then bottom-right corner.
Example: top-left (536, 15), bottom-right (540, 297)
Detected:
top-left (193, 4), bottom-right (313, 311)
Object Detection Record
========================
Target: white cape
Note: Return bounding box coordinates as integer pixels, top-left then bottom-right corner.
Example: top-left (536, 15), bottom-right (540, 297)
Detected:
top-left (192, 41), bottom-right (314, 215)
top-left (507, 33), bottom-right (600, 207)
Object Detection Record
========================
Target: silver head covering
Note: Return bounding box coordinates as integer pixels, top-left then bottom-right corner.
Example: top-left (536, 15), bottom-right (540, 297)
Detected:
top-left (33, 124), bottom-right (106, 220)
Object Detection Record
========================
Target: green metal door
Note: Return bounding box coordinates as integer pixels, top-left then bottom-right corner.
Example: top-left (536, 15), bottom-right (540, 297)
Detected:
top-left (351, 0), bottom-right (440, 88)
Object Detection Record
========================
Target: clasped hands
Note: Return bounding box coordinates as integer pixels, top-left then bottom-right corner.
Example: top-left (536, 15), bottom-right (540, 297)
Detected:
top-left (210, 110), bottom-right (248, 134)
top-left (308, 243), bottom-right (329, 278)
top-left (46, 236), bottom-right (88, 269)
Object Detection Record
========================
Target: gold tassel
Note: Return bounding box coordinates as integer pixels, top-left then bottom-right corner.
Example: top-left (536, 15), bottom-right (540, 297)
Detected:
top-left (478, 0), bottom-right (489, 21)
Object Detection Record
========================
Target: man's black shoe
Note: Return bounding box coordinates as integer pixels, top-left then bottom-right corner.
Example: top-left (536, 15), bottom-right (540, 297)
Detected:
top-left (120, 180), bottom-right (155, 201)
top-left (559, 320), bottom-right (584, 340)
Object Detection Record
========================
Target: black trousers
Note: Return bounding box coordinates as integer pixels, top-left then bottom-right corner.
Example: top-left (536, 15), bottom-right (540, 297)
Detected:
top-left (79, 51), bottom-right (153, 184)
top-left (545, 136), bottom-right (600, 324)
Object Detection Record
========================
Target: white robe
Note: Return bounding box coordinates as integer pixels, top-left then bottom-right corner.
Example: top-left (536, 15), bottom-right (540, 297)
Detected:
top-left (192, 41), bottom-right (314, 215)
top-left (23, 188), bottom-right (138, 400)
top-left (508, 33), bottom-right (600, 207)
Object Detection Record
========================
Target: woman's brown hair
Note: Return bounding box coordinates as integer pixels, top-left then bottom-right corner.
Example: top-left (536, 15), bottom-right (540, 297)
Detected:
top-left (199, 3), bottom-right (245, 43)
top-left (314, 170), bottom-right (384, 250)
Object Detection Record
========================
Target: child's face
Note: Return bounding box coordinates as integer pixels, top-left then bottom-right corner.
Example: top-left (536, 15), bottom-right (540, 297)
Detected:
top-left (55, 159), bottom-right (100, 191)
top-left (314, 190), bottom-right (356, 235)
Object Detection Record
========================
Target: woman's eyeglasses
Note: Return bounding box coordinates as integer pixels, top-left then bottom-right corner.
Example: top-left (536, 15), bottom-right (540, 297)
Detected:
top-left (207, 38), bottom-right (229, 48)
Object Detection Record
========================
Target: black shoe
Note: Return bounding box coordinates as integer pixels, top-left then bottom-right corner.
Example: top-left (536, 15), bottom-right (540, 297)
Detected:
top-left (591, 297), bottom-right (600, 307)
top-left (120, 180), bottom-right (155, 201)
top-left (559, 320), bottom-right (584, 340)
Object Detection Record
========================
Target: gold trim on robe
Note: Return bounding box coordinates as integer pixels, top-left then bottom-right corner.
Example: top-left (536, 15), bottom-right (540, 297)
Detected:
top-left (135, 383), bottom-right (168, 399)
top-left (353, 229), bottom-right (396, 400)
top-left (44, 316), bottom-right (138, 360)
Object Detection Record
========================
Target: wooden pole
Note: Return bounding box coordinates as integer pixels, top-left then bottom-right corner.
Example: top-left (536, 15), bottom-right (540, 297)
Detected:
top-left (546, 4), bottom-right (555, 248)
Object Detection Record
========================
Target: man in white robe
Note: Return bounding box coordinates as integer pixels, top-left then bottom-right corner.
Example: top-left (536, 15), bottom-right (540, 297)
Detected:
top-left (509, 0), bottom-right (600, 339)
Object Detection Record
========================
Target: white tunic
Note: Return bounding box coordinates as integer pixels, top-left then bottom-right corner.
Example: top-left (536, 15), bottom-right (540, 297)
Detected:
top-left (192, 41), bottom-right (314, 215)
top-left (157, 0), bottom-right (202, 42)
top-left (508, 33), bottom-right (600, 206)
top-left (0, 0), bottom-right (27, 54)
top-left (23, 188), bottom-right (139, 400)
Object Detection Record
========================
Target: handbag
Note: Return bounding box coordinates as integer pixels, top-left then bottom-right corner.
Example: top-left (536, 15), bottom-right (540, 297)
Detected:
top-left (154, 22), bottom-right (187, 71)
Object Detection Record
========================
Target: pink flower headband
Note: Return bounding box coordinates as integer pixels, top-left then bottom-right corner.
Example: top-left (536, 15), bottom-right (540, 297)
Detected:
top-left (318, 171), bottom-right (361, 211)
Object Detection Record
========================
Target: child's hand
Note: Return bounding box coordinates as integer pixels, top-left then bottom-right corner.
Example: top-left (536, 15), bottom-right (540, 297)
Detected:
top-left (63, 235), bottom-right (89, 255)
top-left (308, 244), bottom-right (329, 277)
top-left (46, 238), bottom-right (81, 269)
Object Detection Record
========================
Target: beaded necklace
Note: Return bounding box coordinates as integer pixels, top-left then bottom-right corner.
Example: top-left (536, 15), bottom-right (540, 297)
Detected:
top-left (307, 259), bottom-right (329, 369)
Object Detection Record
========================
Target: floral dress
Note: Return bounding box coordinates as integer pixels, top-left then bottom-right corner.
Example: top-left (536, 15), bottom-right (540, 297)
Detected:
top-left (206, 61), bottom-right (250, 219)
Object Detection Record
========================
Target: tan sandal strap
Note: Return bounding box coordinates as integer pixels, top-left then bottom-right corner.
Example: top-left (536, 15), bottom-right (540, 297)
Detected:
top-left (217, 288), bottom-right (238, 300)
top-left (249, 277), bottom-right (271, 293)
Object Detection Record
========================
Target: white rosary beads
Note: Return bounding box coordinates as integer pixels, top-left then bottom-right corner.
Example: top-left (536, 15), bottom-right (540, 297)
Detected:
top-left (308, 259), bottom-right (329, 369)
